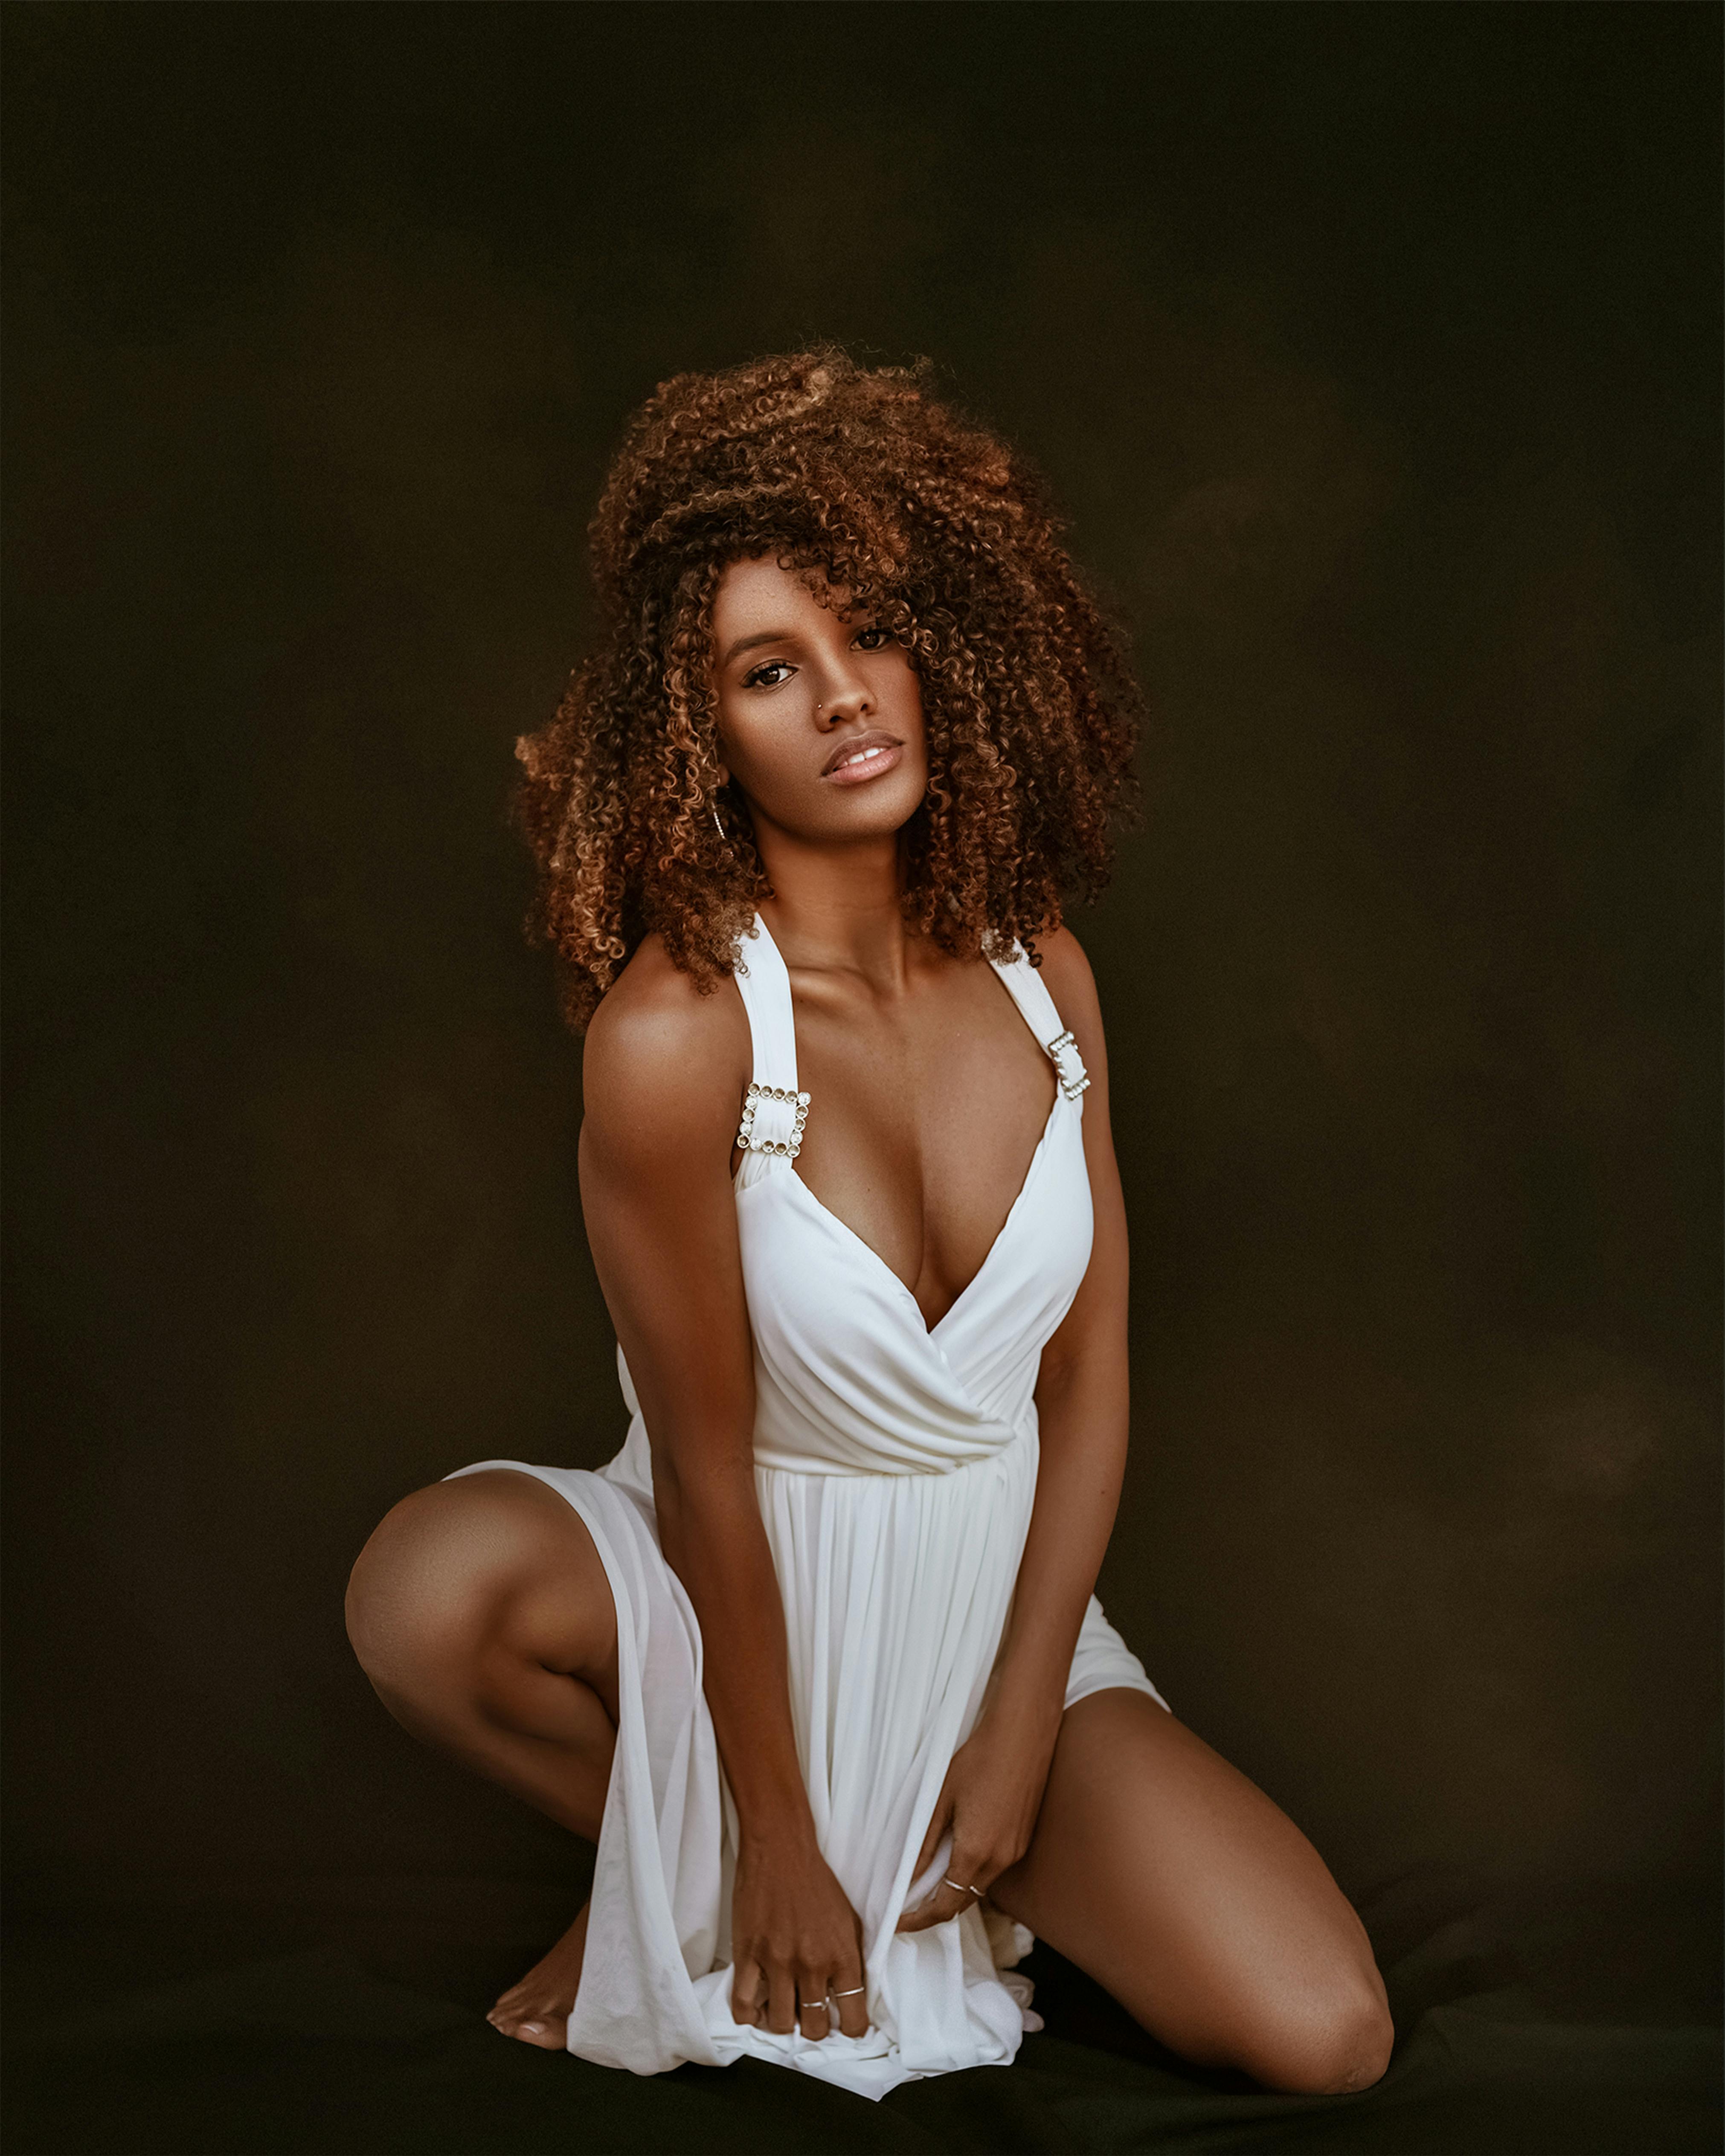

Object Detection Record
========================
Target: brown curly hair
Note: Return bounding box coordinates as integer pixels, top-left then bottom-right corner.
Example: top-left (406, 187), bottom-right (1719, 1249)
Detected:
top-left (514, 348), bottom-right (1142, 1030)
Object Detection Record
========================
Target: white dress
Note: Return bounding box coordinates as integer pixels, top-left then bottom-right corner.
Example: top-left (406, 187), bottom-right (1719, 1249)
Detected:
top-left (449, 914), bottom-right (1167, 2101)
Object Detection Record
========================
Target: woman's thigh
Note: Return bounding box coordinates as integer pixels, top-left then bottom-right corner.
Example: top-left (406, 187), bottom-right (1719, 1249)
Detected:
top-left (346, 1470), bottom-right (620, 1773)
top-left (988, 1689), bottom-right (1393, 2095)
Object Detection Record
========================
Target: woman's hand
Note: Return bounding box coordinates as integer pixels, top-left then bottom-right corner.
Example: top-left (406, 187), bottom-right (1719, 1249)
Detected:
top-left (895, 1692), bottom-right (1064, 1933)
top-left (730, 1826), bottom-right (871, 2039)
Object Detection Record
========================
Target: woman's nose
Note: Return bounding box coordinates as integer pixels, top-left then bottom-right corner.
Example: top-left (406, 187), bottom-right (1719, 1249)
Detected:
top-left (814, 667), bottom-right (873, 727)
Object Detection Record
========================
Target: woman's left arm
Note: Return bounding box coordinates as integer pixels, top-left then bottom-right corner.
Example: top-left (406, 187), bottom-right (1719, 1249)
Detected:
top-left (898, 926), bottom-right (1130, 1931)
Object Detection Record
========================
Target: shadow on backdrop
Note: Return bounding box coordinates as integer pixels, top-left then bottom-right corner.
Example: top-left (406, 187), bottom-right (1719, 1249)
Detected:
top-left (3, 4), bottom-right (1719, 2151)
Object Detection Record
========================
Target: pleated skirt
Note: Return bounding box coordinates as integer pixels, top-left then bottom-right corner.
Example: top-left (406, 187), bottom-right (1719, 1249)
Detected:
top-left (449, 1425), bottom-right (1166, 2100)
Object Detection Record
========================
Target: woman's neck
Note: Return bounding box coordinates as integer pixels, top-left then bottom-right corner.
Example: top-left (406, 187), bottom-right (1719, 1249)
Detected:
top-left (752, 823), bottom-right (916, 989)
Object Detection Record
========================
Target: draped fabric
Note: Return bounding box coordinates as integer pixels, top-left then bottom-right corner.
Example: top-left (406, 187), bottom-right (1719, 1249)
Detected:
top-left (449, 916), bottom-right (1165, 2098)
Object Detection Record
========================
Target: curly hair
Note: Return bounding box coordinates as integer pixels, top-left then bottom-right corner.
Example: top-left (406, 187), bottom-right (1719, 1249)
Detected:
top-left (514, 347), bottom-right (1142, 1030)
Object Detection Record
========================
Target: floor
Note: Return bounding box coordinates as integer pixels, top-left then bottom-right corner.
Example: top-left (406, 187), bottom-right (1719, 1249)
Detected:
top-left (4, 1867), bottom-right (1718, 2155)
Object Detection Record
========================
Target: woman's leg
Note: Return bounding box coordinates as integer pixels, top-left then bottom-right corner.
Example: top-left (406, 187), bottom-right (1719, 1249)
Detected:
top-left (988, 1689), bottom-right (1394, 2095)
top-left (344, 1468), bottom-right (619, 2047)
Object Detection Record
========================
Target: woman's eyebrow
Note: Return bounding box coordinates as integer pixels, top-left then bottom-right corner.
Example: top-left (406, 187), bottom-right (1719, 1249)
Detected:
top-left (721, 628), bottom-right (798, 667)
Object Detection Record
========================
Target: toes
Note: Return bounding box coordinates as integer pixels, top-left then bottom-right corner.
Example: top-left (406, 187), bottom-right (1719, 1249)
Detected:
top-left (486, 2009), bottom-right (566, 2050)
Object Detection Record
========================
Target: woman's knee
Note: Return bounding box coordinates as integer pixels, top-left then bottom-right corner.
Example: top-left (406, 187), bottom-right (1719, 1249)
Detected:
top-left (346, 1478), bottom-right (523, 1693)
top-left (1234, 1967), bottom-right (1394, 2096)
top-left (345, 1472), bottom-right (611, 1703)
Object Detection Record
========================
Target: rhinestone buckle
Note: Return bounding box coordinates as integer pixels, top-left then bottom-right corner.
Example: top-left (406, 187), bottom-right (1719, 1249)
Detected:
top-left (1045, 1029), bottom-right (1091, 1101)
top-left (735, 1082), bottom-right (812, 1159)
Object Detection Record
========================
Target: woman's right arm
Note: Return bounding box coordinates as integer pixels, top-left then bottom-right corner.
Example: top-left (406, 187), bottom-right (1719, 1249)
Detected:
top-left (576, 955), bottom-right (869, 2041)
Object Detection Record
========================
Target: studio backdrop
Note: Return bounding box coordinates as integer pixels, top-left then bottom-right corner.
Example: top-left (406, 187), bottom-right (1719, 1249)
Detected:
top-left (3, 2), bottom-right (1719, 1990)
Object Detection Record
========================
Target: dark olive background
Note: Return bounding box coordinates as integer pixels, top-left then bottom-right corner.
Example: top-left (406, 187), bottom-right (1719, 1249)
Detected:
top-left (3, 0), bottom-right (1719, 1975)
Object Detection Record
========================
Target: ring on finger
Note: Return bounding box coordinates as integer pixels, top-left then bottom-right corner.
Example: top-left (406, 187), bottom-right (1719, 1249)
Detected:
top-left (943, 1876), bottom-right (986, 1898)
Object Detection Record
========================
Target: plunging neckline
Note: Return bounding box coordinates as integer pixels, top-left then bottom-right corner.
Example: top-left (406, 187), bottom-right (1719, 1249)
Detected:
top-left (784, 1098), bottom-right (1060, 1339)
top-left (739, 917), bottom-right (1068, 1338)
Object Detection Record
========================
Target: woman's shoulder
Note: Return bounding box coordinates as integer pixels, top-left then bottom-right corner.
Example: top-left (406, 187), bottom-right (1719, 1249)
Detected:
top-left (581, 934), bottom-right (751, 1163)
top-left (1028, 923), bottom-right (1102, 1027)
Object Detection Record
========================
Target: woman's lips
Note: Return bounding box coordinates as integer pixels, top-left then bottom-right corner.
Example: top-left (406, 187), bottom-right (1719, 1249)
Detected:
top-left (822, 732), bottom-right (904, 785)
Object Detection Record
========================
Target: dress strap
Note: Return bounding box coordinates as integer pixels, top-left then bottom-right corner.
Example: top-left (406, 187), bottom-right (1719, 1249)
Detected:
top-left (732, 916), bottom-right (811, 1160)
top-left (989, 943), bottom-right (1092, 1102)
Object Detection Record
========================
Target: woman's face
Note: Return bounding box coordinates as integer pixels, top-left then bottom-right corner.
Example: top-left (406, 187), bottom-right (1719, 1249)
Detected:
top-left (707, 555), bottom-right (927, 844)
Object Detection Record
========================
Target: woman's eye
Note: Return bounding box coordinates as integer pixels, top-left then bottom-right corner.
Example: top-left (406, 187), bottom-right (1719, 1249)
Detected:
top-left (853, 626), bottom-right (890, 650)
top-left (741, 661), bottom-right (794, 689)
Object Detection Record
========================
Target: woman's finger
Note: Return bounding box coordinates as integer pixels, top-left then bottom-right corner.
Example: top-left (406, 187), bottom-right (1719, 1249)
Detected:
top-left (896, 1875), bottom-right (980, 1934)
top-left (730, 1955), bottom-right (764, 2025)
top-left (764, 1960), bottom-right (798, 2036)
top-left (796, 1981), bottom-right (832, 2042)
top-left (828, 1954), bottom-right (870, 2037)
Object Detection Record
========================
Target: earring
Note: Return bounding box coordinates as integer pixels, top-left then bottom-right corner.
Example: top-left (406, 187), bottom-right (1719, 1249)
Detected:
top-left (712, 807), bottom-right (726, 840)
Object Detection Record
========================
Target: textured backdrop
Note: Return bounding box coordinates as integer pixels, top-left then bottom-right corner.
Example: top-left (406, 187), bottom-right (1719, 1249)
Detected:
top-left (4, 2), bottom-right (1719, 1971)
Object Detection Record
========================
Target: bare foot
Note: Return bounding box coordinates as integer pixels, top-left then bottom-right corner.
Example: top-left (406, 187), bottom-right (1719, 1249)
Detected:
top-left (487, 1902), bottom-right (589, 2050)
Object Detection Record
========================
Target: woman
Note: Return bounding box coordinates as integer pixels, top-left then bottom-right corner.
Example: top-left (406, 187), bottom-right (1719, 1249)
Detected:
top-left (345, 350), bottom-right (1393, 2102)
